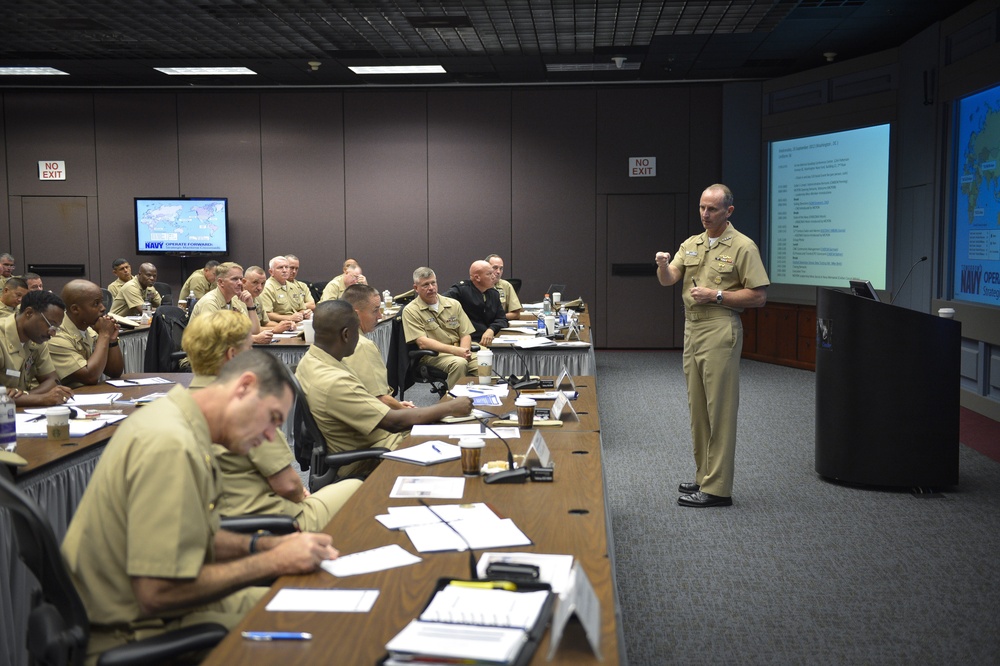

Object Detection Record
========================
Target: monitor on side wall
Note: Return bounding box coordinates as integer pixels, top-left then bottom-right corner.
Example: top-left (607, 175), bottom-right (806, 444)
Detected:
top-left (135, 197), bottom-right (229, 256)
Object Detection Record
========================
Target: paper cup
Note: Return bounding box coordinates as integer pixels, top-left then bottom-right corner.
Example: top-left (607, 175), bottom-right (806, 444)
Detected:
top-left (514, 396), bottom-right (537, 429)
top-left (301, 319), bottom-right (315, 343)
top-left (477, 348), bottom-right (493, 385)
top-left (47, 406), bottom-right (71, 440)
top-left (458, 436), bottom-right (485, 476)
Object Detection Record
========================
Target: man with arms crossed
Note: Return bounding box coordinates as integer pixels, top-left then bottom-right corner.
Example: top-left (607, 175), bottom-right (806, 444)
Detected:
top-left (49, 279), bottom-right (124, 388)
top-left (260, 256), bottom-right (310, 323)
top-left (183, 311), bottom-right (360, 531)
top-left (296, 300), bottom-right (472, 477)
top-left (110, 262), bottom-right (161, 316)
top-left (486, 254), bottom-right (523, 320)
top-left (402, 267), bottom-right (477, 390)
top-left (655, 184), bottom-right (769, 508)
top-left (285, 254), bottom-right (317, 312)
top-left (341, 283), bottom-right (415, 409)
top-left (62, 351), bottom-right (339, 663)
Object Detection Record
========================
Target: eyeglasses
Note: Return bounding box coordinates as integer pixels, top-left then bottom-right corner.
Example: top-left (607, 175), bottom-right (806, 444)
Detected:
top-left (39, 311), bottom-right (59, 335)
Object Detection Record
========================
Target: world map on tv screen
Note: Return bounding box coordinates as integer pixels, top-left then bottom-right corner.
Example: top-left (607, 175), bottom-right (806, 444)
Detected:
top-left (135, 198), bottom-right (228, 254)
top-left (953, 83), bottom-right (1000, 308)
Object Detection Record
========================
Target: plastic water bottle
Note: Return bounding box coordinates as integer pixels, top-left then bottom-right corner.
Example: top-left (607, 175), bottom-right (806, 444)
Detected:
top-left (141, 301), bottom-right (152, 324)
top-left (186, 290), bottom-right (196, 313)
top-left (0, 386), bottom-right (15, 453)
top-left (537, 316), bottom-right (546, 336)
top-left (543, 294), bottom-right (552, 315)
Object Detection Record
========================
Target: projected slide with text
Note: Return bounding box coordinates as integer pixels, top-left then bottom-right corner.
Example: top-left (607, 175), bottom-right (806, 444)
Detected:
top-left (768, 124), bottom-right (890, 289)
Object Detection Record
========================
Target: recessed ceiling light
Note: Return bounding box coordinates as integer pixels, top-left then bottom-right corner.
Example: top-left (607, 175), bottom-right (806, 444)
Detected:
top-left (349, 65), bottom-right (446, 75)
top-left (154, 67), bottom-right (257, 75)
top-left (546, 62), bottom-right (642, 72)
top-left (0, 66), bottom-right (69, 75)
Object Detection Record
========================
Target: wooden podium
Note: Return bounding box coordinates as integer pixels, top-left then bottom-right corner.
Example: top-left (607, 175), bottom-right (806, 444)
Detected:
top-left (814, 288), bottom-right (960, 488)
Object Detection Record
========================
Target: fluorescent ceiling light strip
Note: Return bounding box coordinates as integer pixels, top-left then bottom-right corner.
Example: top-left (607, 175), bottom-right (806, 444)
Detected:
top-left (546, 62), bottom-right (642, 72)
top-left (154, 67), bottom-right (257, 75)
top-left (0, 67), bottom-right (69, 75)
top-left (349, 65), bottom-right (446, 74)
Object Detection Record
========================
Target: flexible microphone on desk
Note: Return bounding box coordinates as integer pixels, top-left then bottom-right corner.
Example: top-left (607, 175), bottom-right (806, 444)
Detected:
top-left (889, 256), bottom-right (928, 305)
top-left (419, 499), bottom-right (478, 580)
top-left (506, 345), bottom-right (540, 392)
top-left (471, 410), bottom-right (529, 484)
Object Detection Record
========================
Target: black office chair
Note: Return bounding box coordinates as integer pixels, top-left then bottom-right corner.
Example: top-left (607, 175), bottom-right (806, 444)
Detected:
top-left (142, 306), bottom-right (189, 373)
top-left (506, 278), bottom-right (522, 295)
top-left (100, 288), bottom-right (113, 312)
top-left (285, 367), bottom-right (387, 493)
top-left (0, 473), bottom-right (228, 666)
top-left (305, 280), bottom-right (325, 303)
top-left (153, 281), bottom-right (173, 306)
top-left (386, 314), bottom-right (479, 400)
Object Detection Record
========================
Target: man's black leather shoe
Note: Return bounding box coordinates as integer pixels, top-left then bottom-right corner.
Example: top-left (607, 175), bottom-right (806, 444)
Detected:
top-left (678, 491), bottom-right (733, 508)
top-left (678, 482), bottom-right (700, 494)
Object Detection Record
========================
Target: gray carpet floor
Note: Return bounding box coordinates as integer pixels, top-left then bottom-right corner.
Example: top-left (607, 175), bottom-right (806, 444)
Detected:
top-left (597, 350), bottom-right (1000, 665)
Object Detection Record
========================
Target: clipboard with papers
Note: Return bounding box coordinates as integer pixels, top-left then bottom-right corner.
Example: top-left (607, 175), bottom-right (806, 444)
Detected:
top-left (383, 578), bottom-right (555, 666)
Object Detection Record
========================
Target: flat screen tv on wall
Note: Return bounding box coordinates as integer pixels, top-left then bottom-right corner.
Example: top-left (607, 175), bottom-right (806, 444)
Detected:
top-left (134, 197), bottom-right (229, 256)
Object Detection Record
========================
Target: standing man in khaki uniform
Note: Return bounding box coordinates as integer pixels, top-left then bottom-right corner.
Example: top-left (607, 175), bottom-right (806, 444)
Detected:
top-left (49, 279), bottom-right (124, 388)
top-left (285, 254), bottom-right (317, 312)
top-left (341, 283), bottom-right (415, 409)
top-left (296, 301), bottom-right (472, 477)
top-left (110, 262), bottom-right (161, 316)
top-left (0, 277), bottom-right (28, 318)
top-left (320, 259), bottom-right (366, 302)
top-left (107, 258), bottom-right (132, 298)
top-left (61, 351), bottom-right (340, 663)
top-left (179, 259), bottom-right (219, 299)
top-left (0, 289), bottom-right (75, 407)
top-left (655, 184), bottom-right (769, 508)
top-left (183, 311), bottom-right (359, 531)
top-left (402, 267), bottom-right (478, 390)
top-left (260, 256), bottom-right (310, 323)
top-left (486, 254), bottom-right (523, 320)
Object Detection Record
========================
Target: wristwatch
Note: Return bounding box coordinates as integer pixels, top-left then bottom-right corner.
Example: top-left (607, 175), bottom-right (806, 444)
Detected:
top-left (716, 290), bottom-right (723, 304)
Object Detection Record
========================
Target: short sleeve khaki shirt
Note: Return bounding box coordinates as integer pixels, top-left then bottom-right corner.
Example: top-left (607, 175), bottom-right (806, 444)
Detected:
top-left (401, 295), bottom-right (475, 346)
top-left (47, 315), bottom-right (99, 388)
top-left (0, 314), bottom-right (55, 391)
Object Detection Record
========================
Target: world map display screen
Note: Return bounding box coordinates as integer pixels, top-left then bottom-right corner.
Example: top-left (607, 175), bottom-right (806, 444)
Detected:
top-left (953, 83), bottom-right (1000, 308)
top-left (134, 197), bottom-right (229, 256)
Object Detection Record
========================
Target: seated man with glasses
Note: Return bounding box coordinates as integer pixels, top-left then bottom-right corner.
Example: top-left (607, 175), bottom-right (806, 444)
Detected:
top-left (0, 289), bottom-right (75, 406)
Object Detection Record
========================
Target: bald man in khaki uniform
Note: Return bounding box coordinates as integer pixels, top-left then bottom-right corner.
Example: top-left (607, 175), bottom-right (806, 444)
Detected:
top-left (48, 280), bottom-right (124, 388)
top-left (656, 184), bottom-right (769, 508)
top-left (402, 267), bottom-right (477, 390)
top-left (110, 263), bottom-right (161, 316)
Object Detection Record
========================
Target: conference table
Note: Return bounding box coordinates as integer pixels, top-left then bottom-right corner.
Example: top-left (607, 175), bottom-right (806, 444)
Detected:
top-left (490, 311), bottom-right (596, 376)
top-left (1, 374), bottom-right (192, 666)
top-left (204, 376), bottom-right (622, 665)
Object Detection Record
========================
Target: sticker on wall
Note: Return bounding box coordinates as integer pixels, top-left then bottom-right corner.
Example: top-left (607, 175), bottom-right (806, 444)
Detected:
top-left (38, 161), bottom-right (66, 180)
top-left (629, 157), bottom-right (655, 177)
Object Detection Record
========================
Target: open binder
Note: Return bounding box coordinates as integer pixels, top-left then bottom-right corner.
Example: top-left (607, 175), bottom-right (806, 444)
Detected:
top-left (383, 578), bottom-right (555, 666)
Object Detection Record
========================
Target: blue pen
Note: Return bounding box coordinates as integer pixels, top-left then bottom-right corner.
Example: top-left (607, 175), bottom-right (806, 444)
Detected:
top-left (432, 444), bottom-right (442, 453)
top-left (241, 631), bottom-right (312, 641)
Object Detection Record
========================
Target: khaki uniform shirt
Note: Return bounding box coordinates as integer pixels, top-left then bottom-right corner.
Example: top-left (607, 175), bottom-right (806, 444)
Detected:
top-left (0, 314), bottom-right (55, 392)
top-left (190, 288), bottom-right (249, 319)
top-left (180, 270), bottom-right (215, 300)
top-left (254, 296), bottom-right (271, 325)
top-left (107, 278), bottom-right (129, 298)
top-left (495, 278), bottom-right (522, 313)
top-left (319, 275), bottom-right (346, 303)
top-left (288, 279), bottom-right (314, 308)
top-left (48, 315), bottom-right (99, 388)
top-left (188, 375), bottom-right (299, 519)
top-left (61, 386), bottom-right (222, 627)
top-left (669, 224), bottom-right (770, 314)
top-left (259, 278), bottom-right (298, 316)
top-left (342, 334), bottom-right (391, 397)
top-left (110, 277), bottom-right (161, 316)
top-left (0, 302), bottom-right (16, 319)
top-left (295, 345), bottom-right (403, 476)
top-left (402, 295), bottom-right (475, 346)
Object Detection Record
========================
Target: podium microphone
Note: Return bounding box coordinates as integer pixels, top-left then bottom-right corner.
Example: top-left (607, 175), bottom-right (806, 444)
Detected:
top-left (889, 256), bottom-right (928, 305)
top-left (507, 345), bottom-right (540, 392)
top-left (472, 410), bottom-right (529, 484)
top-left (419, 499), bottom-right (478, 579)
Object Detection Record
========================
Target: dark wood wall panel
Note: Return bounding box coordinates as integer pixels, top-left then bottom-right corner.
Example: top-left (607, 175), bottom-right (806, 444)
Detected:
top-left (427, 89), bottom-right (512, 288)
top-left (344, 92), bottom-right (428, 294)
top-left (511, 89), bottom-right (597, 306)
top-left (177, 93), bottom-right (264, 279)
top-left (0, 99), bottom-right (8, 251)
top-left (261, 92), bottom-right (346, 284)
top-left (94, 93), bottom-right (180, 285)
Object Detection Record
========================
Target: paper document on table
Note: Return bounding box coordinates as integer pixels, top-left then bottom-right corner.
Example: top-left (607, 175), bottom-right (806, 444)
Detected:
top-left (265, 588), bottom-right (379, 613)
top-left (480, 426), bottom-right (520, 439)
top-left (14, 414), bottom-right (125, 438)
top-left (421, 587), bottom-right (550, 630)
top-left (381, 440), bottom-right (460, 466)
top-left (67, 392), bottom-right (123, 406)
top-left (377, 503), bottom-right (499, 530)
top-left (405, 517), bottom-right (531, 553)
top-left (514, 337), bottom-right (557, 349)
top-left (448, 384), bottom-right (509, 399)
top-left (410, 424), bottom-right (482, 437)
top-left (321, 544), bottom-right (421, 577)
top-left (106, 377), bottom-right (174, 387)
top-left (386, 620), bottom-right (526, 664)
top-left (389, 476), bottom-right (466, 499)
